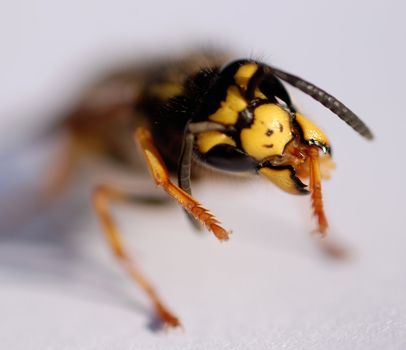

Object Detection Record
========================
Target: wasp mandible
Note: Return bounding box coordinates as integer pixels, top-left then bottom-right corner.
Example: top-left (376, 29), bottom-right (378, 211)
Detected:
top-left (48, 51), bottom-right (373, 328)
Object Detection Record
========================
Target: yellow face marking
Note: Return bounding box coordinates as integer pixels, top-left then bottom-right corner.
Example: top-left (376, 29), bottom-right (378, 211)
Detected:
top-left (149, 83), bottom-right (183, 100)
top-left (208, 86), bottom-right (247, 125)
top-left (234, 63), bottom-right (258, 89)
top-left (235, 64), bottom-right (267, 99)
top-left (240, 104), bottom-right (293, 160)
top-left (260, 167), bottom-right (304, 195)
top-left (295, 113), bottom-right (330, 148)
top-left (197, 131), bottom-right (236, 154)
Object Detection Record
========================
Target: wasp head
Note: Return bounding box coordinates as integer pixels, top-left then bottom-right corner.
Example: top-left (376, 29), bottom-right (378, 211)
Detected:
top-left (192, 59), bottom-right (372, 233)
top-left (196, 61), bottom-right (335, 194)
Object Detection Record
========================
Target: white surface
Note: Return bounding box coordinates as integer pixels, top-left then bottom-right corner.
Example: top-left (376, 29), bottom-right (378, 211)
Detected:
top-left (1, 0), bottom-right (406, 349)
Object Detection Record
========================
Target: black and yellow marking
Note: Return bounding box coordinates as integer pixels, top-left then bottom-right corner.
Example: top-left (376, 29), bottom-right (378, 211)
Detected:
top-left (234, 63), bottom-right (258, 89)
top-left (207, 62), bottom-right (269, 127)
top-left (197, 130), bottom-right (236, 154)
top-left (208, 85), bottom-right (247, 125)
top-left (295, 113), bottom-right (330, 151)
top-left (234, 63), bottom-right (267, 99)
top-left (240, 104), bottom-right (293, 160)
top-left (259, 166), bottom-right (308, 195)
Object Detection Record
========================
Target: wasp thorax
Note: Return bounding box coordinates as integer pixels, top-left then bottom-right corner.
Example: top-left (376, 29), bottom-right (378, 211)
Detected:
top-left (240, 104), bottom-right (293, 161)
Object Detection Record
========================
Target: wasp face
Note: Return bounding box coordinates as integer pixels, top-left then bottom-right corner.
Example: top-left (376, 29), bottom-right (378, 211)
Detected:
top-left (195, 60), bottom-right (334, 195)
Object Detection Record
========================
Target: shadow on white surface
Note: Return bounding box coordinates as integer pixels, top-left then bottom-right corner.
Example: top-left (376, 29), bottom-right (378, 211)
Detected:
top-left (0, 150), bottom-right (166, 329)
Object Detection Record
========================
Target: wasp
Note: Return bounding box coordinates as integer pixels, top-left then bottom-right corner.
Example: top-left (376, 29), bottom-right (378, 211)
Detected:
top-left (48, 50), bottom-right (373, 328)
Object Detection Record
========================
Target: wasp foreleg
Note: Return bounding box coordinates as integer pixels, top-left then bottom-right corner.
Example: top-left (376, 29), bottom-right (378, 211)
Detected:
top-left (177, 121), bottom-right (229, 231)
top-left (178, 130), bottom-right (201, 230)
top-left (135, 127), bottom-right (230, 241)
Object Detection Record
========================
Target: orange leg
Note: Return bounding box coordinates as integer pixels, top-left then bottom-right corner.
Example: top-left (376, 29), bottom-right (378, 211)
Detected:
top-left (308, 147), bottom-right (329, 235)
top-left (134, 127), bottom-right (230, 241)
top-left (93, 185), bottom-right (181, 328)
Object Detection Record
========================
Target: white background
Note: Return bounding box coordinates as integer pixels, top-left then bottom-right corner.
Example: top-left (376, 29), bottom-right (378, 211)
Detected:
top-left (1, 0), bottom-right (405, 349)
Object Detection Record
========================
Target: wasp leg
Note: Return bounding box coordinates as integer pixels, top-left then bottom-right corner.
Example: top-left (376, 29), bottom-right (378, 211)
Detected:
top-left (178, 121), bottom-right (232, 230)
top-left (308, 147), bottom-right (328, 235)
top-left (135, 127), bottom-right (230, 241)
top-left (44, 132), bottom-right (81, 198)
top-left (177, 131), bottom-right (201, 230)
top-left (93, 184), bottom-right (181, 328)
top-left (178, 121), bottom-right (229, 195)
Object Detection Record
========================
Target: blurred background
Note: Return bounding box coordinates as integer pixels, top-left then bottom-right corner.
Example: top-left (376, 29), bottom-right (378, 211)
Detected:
top-left (1, 1), bottom-right (405, 349)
